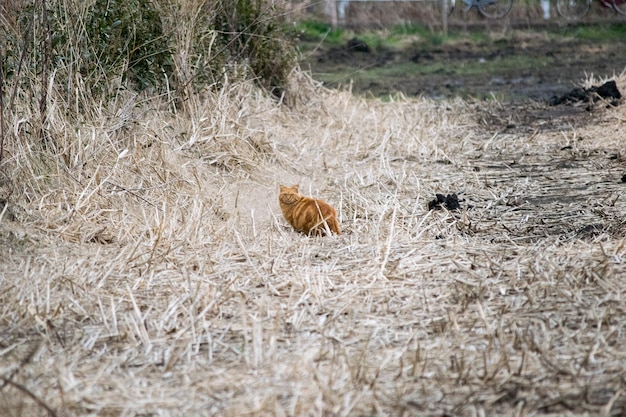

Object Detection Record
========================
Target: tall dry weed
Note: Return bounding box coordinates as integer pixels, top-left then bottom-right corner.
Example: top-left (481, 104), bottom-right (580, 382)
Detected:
top-left (0, 0), bottom-right (298, 206)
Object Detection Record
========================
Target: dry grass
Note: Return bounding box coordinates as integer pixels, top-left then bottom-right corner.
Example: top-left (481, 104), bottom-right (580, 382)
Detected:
top-left (1, 67), bottom-right (626, 416)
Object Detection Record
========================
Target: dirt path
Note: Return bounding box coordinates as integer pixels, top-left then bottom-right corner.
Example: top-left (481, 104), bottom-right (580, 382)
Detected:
top-left (467, 100), bottom-right (626, 241)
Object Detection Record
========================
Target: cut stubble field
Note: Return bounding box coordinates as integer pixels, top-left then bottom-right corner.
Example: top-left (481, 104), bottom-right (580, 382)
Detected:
top-left (1, 64), bottom-right (626, 415)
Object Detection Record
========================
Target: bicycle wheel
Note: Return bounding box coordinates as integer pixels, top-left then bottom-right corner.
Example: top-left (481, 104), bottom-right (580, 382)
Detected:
top-left (555, 0), bottom-right (591, 19)
top-left (612, 0), bottom-right (626, 15)
top-left (477, 0), bottom-right (513, 19)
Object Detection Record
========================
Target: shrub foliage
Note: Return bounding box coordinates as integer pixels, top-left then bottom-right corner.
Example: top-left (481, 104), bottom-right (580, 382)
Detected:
top-left (212, 0), bottom-right (296, 96)
top-left (0, 0), bottom-right (296, 197)
top-left (0, 0), bottom-right (296, 98)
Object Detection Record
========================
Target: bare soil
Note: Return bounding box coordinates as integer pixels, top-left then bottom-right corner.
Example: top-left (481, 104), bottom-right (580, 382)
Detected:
top-left (303, 29), bottom-right (626, 101)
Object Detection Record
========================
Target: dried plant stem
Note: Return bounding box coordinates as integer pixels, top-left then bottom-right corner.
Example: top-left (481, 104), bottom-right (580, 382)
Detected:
top-left (0, 377), bottom-right (58, 417)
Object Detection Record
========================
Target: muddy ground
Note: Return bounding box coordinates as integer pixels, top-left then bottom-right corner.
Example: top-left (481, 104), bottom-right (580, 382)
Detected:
top-left (301, 27), bottom-right (626, 102)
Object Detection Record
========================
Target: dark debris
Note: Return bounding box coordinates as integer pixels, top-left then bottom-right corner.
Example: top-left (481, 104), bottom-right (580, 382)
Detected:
top-left (549, 80), bottom-right (621, 108)
top-left (428, 193), bottom-right (463, 211)
top-left (346, 37), bottom-right (370, 53)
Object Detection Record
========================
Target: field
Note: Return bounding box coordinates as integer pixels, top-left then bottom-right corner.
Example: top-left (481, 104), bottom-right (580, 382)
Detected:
top-left (2, 20), bottom-right (626, 417)
top-left (301, 24), bottom-right (626, 101)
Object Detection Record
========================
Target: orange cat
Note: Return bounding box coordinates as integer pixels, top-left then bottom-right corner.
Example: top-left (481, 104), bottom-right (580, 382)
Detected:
top-left (278, 184), bottom-right (341, 236)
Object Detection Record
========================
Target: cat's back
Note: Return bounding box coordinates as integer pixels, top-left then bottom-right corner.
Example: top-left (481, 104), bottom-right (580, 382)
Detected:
top-left (293, 196), bottom-right (341, 236)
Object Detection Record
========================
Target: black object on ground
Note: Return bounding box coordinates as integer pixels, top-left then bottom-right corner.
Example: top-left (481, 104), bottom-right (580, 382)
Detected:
top-left (428, 193), bottom-right (462, 211)
top-left (549, 80), bottom-right (622, 107)
top-left (346, 37), bottom-right (370, 53)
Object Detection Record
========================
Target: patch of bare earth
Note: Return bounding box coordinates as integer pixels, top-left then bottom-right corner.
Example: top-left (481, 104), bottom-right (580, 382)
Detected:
top-left (306, 31), bottom-right (626, 101)
top-left (1, 70), bottom-right (626, 416)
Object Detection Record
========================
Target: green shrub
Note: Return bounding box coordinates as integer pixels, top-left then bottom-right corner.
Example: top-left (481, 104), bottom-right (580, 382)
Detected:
top-left (2, 0), bottom-right (297, 101)
top-left (211, 0), bottom-right (297, 95)
top-left (83, 0), bottom-right (172, 92)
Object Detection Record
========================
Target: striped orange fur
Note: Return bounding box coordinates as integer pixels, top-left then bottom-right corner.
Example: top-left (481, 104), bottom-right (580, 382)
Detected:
top-left (278, 184), bottom-right (341, 236)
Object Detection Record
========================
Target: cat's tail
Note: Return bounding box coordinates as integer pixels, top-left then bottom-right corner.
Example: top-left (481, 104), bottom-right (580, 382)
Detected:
top-left (326, 216), bottom-right (342, 235)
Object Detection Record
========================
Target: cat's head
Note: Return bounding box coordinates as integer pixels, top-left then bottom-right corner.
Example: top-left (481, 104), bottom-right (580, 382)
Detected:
top-left (279, 184), bottom-right (301, 205)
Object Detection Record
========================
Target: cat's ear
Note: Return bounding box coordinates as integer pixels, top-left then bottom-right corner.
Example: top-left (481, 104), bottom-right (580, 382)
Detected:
top-left (292, 184), bottom-right (299, 191)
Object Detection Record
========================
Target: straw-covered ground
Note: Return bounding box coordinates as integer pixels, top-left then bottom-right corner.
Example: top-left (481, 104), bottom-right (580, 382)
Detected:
top-left (1, 69), bottom-right (626, 416)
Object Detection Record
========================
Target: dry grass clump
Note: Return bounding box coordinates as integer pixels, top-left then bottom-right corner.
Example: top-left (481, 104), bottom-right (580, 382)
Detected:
top-left (1, 65), bottom-right (626, 416)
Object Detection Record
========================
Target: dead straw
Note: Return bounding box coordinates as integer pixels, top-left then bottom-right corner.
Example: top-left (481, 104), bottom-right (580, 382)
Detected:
top-left (1, 53), bottom-right (626, 416)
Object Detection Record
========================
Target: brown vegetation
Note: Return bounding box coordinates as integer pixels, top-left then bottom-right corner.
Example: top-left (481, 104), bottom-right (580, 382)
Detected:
top-left (2, 66), bottom-right (626, 415)
top-left (1, 2), bottom-right (626, 416)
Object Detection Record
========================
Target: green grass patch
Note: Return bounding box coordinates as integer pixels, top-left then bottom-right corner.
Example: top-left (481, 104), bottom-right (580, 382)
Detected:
top-left (295, 19), bottom-right (626, 56)
top-left (553, 23), bottom-right (626, 41)
top-left (295, 20), bottom-right (461, 53)
top-left (294, 20), bottom-right (345, 44)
